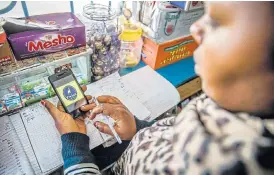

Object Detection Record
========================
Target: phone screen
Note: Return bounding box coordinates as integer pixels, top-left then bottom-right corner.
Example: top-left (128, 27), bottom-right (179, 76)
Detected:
top-left (52, 75), bottom-right (87, 114)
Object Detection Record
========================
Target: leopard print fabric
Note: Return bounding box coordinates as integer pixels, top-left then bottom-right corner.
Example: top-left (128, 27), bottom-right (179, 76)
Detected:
top-left (111, 94), bottom-right (274, 175)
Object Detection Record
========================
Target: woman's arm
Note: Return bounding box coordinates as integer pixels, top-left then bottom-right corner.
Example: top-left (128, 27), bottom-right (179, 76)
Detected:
top-left (61, 133), bottom-right (101, 175)
top-left (61, 117), bottom-right (155, 174)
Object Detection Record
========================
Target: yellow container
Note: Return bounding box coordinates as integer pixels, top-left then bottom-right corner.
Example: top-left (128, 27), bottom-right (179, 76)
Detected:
top-left (119, 22), bottom-right (143, 68)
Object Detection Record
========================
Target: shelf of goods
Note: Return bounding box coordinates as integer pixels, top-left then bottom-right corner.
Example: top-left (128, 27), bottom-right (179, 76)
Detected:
top-left (0, 48), bottom-right (92, 116)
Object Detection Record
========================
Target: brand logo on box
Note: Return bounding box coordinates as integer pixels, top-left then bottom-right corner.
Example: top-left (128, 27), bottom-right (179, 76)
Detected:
top-left (27, 34), bottom-right (75, 52)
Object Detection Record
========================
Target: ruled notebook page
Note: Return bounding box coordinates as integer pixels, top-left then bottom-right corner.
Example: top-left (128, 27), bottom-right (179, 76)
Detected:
top-left (19, 102), bottom-right (63, 173)
top-left (0, 115), bottom-right (35, 175)
top-left (17, 96), bottom-right (107, 173)
top-left (10, 113), bottom-right (43, 175)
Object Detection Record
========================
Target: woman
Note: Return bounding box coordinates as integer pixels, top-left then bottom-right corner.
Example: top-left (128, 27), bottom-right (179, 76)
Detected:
top-left (42, 2), bottom-right (274, 174)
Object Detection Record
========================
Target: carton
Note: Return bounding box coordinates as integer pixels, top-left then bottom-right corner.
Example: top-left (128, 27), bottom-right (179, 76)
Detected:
top-left (170, 1), bottom-right (204, 11)
top-left (142, 35), bottom-right (198, 69)
top-left (0, 31), bottom-right (17, 74)
top-left (6, 12), bottom-right (86, 61)
top-left (133, 1), bottom-right (204, 43)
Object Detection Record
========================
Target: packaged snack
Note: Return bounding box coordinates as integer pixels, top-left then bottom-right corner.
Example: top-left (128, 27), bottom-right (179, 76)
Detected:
top-left (54, 63), bottom-right (72, 73)
top-left (20, 79), bottom-right (55, 105)
top-left (67, 48), bottom-right (80, 56)
top-left (4, 12), bottom-right (86, 61)
top-left (2, 86), bottom-right (23, 111)
top-left (51, 51), bottom-right (67, 60)
top-left (78, 46), bottom-right (87, 53)
top-left (0, 24), bottom-right (17, 74)
top-left (0, 100), bottom-right (8, 115)
top-left (37, 54), bottom-right (54, 63)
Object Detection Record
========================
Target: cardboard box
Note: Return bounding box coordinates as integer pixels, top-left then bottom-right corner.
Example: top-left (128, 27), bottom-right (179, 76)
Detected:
top-left (142, 35), bottom-right (198, 69)
top-left (0, 32), bottom-right (17, 74)
top-left (170, 1), bottom-right (204, 11)
top-left (6, 12), bottom-right (86, 61)
top-left (133, 1), bottom-right (204, 43)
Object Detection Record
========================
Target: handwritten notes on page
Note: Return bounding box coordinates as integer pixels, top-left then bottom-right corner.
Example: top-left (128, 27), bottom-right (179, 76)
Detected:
top-left (86, 72), bottom-right (151, 120)
top-left (122, 66), bottom-right (180, 121)
top-left (10, 113), bottom-right (43, 175)
top-left (0, 115), bottom-right (35, 175)
top-left (20, 103), bottom-right (63, 173)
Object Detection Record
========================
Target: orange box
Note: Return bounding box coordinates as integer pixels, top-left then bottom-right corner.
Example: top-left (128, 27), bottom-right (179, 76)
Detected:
top-left (142, 35), bottom-right (198, 69)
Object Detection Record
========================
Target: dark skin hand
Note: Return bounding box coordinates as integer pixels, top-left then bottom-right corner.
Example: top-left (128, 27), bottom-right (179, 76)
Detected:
top-left (81, 95), bottom-right (137, 140)
top-left (41, 86), bottom-right (91, 135)
top-left (42, 86), bottom-right (137, 140)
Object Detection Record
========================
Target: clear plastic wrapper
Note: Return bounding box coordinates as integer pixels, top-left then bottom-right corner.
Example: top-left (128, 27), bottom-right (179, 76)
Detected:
top-left (0, 77), bottom-right (23, 115)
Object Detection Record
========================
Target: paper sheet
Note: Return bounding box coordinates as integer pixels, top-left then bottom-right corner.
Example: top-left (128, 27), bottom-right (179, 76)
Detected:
top-left (17, 97), bottom-right (107, 173)
top-left (86, 72), bottom-right (151, 120)
top-left (122, 66), bottom-right (180, 121)
top-left (20, 103), bottom-right (63, 173)
top-left (0, 115), bottom-right (35, 175)
top-left (49, 96), bottom-right (109, 149)
top-left (10, 113), bottom-right (43, 175)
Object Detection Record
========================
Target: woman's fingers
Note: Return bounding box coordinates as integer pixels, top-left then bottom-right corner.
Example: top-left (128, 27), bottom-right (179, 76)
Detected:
top-left (94, 121), bottom-right (113, 136)
top-left (86, 103), bottom-right (123, 120)
top-left (42, 100), bottom-right (64, 121)
top-left (80, 103), bottom-right (97, 111)
top-left (87, 105), bottom-right (108, 120)
top-left (97, 95), bottom-right (122, 104)
top-left (86, 95), bottom-right (92, 101)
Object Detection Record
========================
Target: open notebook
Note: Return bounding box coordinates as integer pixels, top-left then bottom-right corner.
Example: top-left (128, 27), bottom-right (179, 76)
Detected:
top-left (0, 66), bottom-right (180, 174)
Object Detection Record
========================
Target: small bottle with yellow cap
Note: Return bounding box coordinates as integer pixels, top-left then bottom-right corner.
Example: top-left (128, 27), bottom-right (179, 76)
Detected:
top-left (119, 8), bottom-right (143, 68)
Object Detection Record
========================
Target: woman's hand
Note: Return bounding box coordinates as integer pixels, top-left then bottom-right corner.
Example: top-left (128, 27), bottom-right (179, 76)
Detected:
top-left (80, 96), bottom-right (137, 140)
top-left (42, 86), bottom-right (92, 135)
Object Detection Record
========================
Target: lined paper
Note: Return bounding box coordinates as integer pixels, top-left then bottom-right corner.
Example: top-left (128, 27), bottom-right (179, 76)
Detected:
top-left (20, 103), bottom-right (63, 173)
top-left (0, 115), bottom-right (35, 175)
top-left (10, 113), bottom-right (43, 175)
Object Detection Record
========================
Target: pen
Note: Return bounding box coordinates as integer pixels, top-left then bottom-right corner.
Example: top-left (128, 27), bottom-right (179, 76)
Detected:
top-left (91, 97), bottom-right (122, 144)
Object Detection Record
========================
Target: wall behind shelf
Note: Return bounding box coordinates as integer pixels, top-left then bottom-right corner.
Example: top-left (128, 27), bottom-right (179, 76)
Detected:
top-left (0, 1), bottom-right (122, 18)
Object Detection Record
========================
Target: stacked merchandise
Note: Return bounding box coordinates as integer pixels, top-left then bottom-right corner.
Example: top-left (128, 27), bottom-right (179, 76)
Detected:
top-left (132, 1), bottom-right (204, 69)
top-left (0, 12), bottom-right (90, 115)
top-left (2, 12), bottom-right (87, 73)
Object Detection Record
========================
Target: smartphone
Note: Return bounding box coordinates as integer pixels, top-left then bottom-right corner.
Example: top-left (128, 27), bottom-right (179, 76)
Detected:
top-left (48, 69), bottom-right (88, 118)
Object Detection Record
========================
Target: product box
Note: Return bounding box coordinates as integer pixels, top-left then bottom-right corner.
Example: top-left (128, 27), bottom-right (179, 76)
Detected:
top-left (0, 31), bottom-right (17, 74)
top-left (142, 35), bottom-right (197, 69)
top-left (170, 1), bottom-right (204, 11)
top-left (0, 84), bottom-right (23, 115)
top-left (133, 1), bottom-right (204, 43)
top-left (7, 12), bottom-right (86, 61)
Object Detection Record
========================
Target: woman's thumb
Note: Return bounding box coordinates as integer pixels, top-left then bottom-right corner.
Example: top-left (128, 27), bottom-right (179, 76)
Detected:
top-left (94, 121), bottom-right (113, 136)
top-left (41, 100), bottom-right (61, 121)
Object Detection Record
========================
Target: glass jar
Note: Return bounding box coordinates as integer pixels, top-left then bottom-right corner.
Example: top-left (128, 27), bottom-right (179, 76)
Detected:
top-left (119, 39), bottom-right (143, 68)
top-left (80, 3), bottom-right (121, 81)
top-left (119, 21), bottom-right (143, 68)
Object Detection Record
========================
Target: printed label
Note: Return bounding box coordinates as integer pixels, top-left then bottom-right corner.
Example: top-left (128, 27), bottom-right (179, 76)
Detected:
top-left (27, 34), bottom-right (75, 52)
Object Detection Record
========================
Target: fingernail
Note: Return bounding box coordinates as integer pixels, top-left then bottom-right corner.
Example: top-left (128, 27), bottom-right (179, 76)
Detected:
top-left (40, 100), bottom-right (46, 106)
top-left (94, 121), bottom-right (98, 128)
